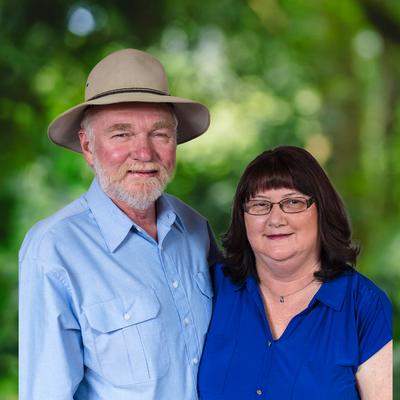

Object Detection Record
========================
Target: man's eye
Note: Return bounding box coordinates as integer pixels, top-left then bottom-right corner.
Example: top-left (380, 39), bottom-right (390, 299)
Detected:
top-left (112, 133), bottom-right (128, 138)
top-left (154, 131), bottom-right (171, 138)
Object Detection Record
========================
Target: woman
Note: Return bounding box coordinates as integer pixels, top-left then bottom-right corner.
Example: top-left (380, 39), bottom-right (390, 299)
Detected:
top-left (198, 146), bottom-right (392, 399)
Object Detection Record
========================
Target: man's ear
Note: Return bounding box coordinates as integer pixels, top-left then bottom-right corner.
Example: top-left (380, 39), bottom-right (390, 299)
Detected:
top-left (79, 130), bottom-right (94, 167)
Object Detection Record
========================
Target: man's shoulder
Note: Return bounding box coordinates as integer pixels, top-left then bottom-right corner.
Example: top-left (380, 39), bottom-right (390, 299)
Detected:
top-left (163, 193), bottom-right (207, 223)
top-left (19, 195), bottom-right (90, 261)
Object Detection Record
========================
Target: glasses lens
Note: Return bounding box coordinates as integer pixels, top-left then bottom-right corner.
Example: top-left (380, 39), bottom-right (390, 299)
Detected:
top-left (281, 197), bottom-right (308, 213)
top-left (246, 200), bottom-right (271, 215)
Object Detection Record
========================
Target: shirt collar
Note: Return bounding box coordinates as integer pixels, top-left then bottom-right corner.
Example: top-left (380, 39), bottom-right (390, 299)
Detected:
top-left (157, 194), bottom-right (185, 233)
top-left (235, 269), bottom-right (348, 312)
top-left (85, 179), bottom-right (134, 252)
top-left (313, 272), bottom-right (348, 311)
top-left (84, 179), bottom-right (184, 252)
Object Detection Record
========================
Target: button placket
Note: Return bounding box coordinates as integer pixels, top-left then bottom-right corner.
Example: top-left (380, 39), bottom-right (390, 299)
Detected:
top-left (157, 245), bottom-right (201, 379)
top-left (172, 280), bottom-right (179, 289)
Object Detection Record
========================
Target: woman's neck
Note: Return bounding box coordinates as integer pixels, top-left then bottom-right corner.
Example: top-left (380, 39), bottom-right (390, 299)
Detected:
top-left (257, 258), bottom-right (321, 296)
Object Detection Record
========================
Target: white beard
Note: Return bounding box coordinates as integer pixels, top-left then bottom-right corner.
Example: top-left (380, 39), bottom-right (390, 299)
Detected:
top-left (93, 156), bottom-right (174, 210)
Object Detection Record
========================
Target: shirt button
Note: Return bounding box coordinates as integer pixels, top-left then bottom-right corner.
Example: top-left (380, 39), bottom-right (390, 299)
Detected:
top-left (192, 357), bottom-right (199, 365)
top-left (123, 313), bottom-right (131, 321)
top-left (184, 318), bottom-right (190, 326)
top-left (256, 389), bottom-right (263, 395)
top-left (172, 280), bottom-right (179, 288)
top-left (267, 340), bottom-right (272, 347)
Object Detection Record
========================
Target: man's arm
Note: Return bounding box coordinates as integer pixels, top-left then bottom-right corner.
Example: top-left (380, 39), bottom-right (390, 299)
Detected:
top-left (207, 222), bottom-right (221, 266)
top-left (19, 257), bottom-right (84, 400)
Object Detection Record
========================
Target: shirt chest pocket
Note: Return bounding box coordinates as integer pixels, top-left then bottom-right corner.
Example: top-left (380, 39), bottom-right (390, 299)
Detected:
top-left (194, 271), bottom-right (213, 331)
top-left (83, 289), bottom-right (170, 387)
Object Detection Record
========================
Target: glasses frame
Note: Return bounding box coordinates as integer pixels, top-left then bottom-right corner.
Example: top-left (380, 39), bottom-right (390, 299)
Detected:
top-left (244, 196), bottom-right (315, 215)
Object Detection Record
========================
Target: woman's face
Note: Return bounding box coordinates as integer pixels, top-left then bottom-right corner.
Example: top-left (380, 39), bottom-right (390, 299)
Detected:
top-left (244, 187), bottom-right (320, 276)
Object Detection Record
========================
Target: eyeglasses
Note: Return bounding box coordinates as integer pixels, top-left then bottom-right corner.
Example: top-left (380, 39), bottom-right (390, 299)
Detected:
top-left (244, 197), bottom-right (315, 215)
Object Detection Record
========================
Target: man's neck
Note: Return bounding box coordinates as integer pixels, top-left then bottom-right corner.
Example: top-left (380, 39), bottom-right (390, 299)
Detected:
top-left (113, 198), bottom-right (158, 241)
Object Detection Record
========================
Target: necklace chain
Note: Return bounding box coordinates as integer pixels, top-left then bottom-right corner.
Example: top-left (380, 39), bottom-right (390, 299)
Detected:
top-left (279, 278), bottom-right (315, 303)
top-left (263, 278), bottom-right (316, 304)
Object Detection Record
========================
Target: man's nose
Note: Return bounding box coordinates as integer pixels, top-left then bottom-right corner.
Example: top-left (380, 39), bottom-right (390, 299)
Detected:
top-left (130, 135), bottom-right (153, 161)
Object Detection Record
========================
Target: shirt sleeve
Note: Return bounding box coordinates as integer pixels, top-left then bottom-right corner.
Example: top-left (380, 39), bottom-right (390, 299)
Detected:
top-left (19, 257), bottom-right (84, 400)
top-left (356, 278), bottom-right (392, 365)
top-left (207, 222), bottom-right (221, 266)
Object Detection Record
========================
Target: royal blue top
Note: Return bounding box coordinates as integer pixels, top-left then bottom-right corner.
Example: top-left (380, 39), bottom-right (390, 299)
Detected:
top-left (198, 263), bottom-right (392, 400)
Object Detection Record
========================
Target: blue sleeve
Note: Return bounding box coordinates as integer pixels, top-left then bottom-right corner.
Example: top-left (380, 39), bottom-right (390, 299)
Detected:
top-left (19, 256), bottom-right (84, 399)
top-left (356, 278), bottom-right (392, 365)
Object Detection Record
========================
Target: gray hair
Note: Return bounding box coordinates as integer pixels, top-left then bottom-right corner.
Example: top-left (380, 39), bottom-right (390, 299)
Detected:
top-left (80, 108), bottom-right (96, 150)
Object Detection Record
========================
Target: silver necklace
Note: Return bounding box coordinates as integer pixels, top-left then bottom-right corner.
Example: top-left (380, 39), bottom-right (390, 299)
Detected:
top-left (278, 278), bottom-right (316, 303)
top-left (261, 278), bottom-right (316, 303)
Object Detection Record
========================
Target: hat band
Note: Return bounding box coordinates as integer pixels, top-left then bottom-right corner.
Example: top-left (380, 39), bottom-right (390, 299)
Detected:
top-left (88, 87), bottom-right (168, 101)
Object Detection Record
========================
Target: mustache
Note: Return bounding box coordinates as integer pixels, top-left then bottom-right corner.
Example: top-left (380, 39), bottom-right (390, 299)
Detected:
top-left (110, 161), bottom-right (171, 182)
top-left (121, 162), bottom-right (161, 173)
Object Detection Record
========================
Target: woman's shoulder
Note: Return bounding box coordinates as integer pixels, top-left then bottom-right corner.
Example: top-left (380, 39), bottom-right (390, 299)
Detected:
top-left (340, 269), bottom-right (392, 327)
top-left (339, 269), bottom-right (392, 364)
top-left (211, 262), bottom-right (230, 285)
top-left (211, 262), bottom-right (243, 294)
top-left (342, 270), bottom-right (391, 303)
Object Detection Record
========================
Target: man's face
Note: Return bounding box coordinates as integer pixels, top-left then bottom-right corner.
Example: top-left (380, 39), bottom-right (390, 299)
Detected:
top-left (80, 102), bottom-right (177, 210)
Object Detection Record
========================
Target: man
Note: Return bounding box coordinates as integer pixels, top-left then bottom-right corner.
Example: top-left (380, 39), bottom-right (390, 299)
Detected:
top-left (19, 48), bottom-right (218, 399)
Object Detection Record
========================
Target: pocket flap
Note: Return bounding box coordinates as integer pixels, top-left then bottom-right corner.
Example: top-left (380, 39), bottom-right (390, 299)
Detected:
top-left (195, 271), bottom-right (213, 299)
top-left (84, 290), bottom-right (160, 333)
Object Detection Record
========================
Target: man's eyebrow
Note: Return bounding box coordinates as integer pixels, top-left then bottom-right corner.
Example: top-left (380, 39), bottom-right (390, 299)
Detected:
top-left (106, 123), bottom-right (133, 132)
top-left (152, 120), bottom-right (176, 130)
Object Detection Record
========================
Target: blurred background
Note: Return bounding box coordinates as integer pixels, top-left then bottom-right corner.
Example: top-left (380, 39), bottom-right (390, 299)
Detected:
top-left (1, 0), bottom-right (399, 398)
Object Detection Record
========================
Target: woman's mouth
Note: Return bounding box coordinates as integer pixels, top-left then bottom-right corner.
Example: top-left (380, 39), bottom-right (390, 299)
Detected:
top-left (266, 233), bottom-right (292, 240)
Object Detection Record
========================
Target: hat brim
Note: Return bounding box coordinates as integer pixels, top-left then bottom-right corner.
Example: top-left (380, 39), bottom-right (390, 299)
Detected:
top-left (48, 92), bottom-right (210, 152)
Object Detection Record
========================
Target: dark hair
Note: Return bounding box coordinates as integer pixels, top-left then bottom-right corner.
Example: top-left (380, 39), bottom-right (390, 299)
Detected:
top-left (222, 146), bottom-right (359, 284)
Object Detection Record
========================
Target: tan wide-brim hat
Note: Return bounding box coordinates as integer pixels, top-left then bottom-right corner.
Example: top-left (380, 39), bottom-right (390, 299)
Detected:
top-left (48, 48), bottom-right (210, 152)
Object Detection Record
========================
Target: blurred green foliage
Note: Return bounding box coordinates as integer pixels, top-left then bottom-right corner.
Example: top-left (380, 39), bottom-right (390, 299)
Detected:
top-left (1, 0), bottom-right (399, 397)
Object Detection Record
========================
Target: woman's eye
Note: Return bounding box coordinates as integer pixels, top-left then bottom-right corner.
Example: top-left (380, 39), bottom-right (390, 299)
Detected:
top-left (253, 201), bottom-right (269, 207)
top-left (284, 198), bottom-right (306, 209)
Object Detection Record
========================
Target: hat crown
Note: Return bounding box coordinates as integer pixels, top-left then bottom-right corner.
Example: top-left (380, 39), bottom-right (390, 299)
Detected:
top-left (84, 49), bottom-right (169, 101)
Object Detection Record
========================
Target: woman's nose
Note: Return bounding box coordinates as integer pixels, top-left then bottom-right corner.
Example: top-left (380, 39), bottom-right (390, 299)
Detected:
top-left (267, 203), bottom-right (286, 226)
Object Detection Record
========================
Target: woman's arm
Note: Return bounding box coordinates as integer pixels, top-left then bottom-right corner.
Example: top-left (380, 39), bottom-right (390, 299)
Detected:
top-left (356, 340), bottom-right (393, 400)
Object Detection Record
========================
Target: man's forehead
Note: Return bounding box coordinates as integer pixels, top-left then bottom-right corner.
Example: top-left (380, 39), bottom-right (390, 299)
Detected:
top-left (104, 120), bottom-right (175, 132)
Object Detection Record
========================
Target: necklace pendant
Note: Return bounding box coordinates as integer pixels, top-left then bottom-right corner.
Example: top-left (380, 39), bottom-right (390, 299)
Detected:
top-left (279, 296), bottom-right (285, 303)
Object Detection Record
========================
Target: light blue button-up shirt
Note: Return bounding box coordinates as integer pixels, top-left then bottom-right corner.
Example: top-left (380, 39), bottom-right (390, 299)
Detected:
top-left (19, 179), bottom-right (218, 400)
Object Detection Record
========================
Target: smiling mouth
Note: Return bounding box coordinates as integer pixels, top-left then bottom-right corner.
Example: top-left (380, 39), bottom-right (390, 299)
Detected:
top-left (266, 234), bottom-right (293, 240)
top-left (127, 169), bottom-right (158, 177)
